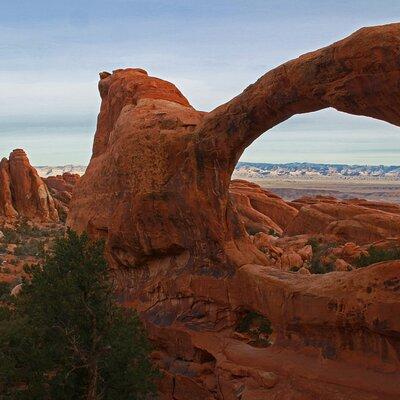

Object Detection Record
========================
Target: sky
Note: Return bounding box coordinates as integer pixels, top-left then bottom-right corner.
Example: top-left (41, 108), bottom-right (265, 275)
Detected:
top-left (1, 0), bottom-right (400, 166)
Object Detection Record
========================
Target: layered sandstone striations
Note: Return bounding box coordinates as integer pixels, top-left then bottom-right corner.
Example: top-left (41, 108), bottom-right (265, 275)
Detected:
top-left (0, 149), bottom-right (59, 223)
top-left (68, 24), bottom-right (400, 399)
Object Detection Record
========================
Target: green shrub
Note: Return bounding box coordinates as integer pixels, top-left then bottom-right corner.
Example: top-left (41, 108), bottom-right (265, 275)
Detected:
top-left (0, 243), bottom-right (7, 254)
top-left (1, 228), bottom-right (20, 244)
top-left (0, 282), bottom-right (11, 301)
top-left (1, 267), bottom-right (11, 274)
top-left (355, 246), bottom-right (400, 268)
top-left (0, 230), bottom-right (158, 399)
top-left (247, 226), bottom-right (261, 236)
top-left (16, 220), bottom-right (51, 238)
top-left (268, 229), bottom-right (280, 237)
top-left (14, 239), bottom-right (44, 257)
top-left (2, 221), bottom-right (61, 247)
top-left (307, 237), bottom-right (320, 252)
top-left (236, 310), bottom-right (273, 347)
top-left (307, 238), bottom-right (336, 274)
top-left (309, 260), bottom-right (334, 274)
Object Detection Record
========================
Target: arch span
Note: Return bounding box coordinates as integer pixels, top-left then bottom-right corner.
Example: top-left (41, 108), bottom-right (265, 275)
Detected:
top-left (195, 23), bottom-right (400, 177)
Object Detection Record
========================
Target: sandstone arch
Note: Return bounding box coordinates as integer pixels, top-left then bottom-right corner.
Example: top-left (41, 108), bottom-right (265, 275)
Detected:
top-left (193, 23), bottom-right (400, 220)
top-left (68, 23), bottom-right (400, 399)
top-left (196, 23), bottom-right (400, 170)
top-left (69, 23), bottom-right (400, 269)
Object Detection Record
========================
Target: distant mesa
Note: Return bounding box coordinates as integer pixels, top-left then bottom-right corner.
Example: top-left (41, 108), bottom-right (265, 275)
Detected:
top-left (234, 161), bottom-right (400, 179)
top-left (35, 162), bottom-right (400, 180)
top-left (35, 165), bottom-right (86, 178)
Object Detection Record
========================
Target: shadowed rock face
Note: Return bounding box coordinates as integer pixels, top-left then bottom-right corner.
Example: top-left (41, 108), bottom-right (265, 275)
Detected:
top-left (68, 24), bottom-right (400, 399)
top-left (0, 149), bottom-right (59, 223)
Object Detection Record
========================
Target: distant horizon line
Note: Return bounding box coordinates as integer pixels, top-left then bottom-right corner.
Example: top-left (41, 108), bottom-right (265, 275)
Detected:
top-left (33, 161), bottom-right (400, 168)
top-left (237, 161), bottom-right (400, 168)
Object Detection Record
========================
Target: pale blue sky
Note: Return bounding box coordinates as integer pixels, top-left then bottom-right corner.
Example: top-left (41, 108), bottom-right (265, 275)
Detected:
top-left (1, 0), bottom-right (400, 165)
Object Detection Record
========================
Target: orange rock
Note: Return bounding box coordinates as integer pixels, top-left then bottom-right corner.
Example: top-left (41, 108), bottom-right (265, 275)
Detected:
top-left (334, 258), bottom-right (352, 271)
top-left (230, 180), bottom-right (298, 231)
top-left (328, 242), bottom-right (367, 264)
top-left (297, 244), bottom-right (312, 262)
top-left (279, 251), bottom-right (303, 271)
top-left (285, 201), bottom-right (400, 244)
top-left (93, 68), bottom-right (191, 158)
top-left (45, 172), bottom-right (80, 210)
top-left (68, 24), bottom-right (400, 399)
top-left (0, 157), bottom-right (18, 220)
top-left (229, 189), bottom-right (283, 236)
top-left (0, 149), bottom-right (58, 223)
top-left (298, 266), bottom-right (311, 275)
top-left (10, 283), bottom-right (23, 296)
top-left (69, 23), bottom-right (400, 265)
top-left (45, 172), bottom-right (80, 194)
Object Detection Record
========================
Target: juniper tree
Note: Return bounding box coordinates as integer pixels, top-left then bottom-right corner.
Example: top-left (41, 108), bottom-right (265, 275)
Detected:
top-left (0, 230), bottom-right (158, 400)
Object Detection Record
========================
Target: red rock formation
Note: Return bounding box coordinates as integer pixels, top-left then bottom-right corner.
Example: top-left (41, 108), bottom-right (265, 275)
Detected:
top-left (229, 183), bottom-right (284, 236)
top-left (0, 158), bottom-right (18, 220)
top-left (44, 172), bottom-right (80, 220)
top-left (230, 180), bottom-right (298, 234)
top-left (45, 172), bottom-right (80, 194)
top-left (0, 149), bottom-right (59, 223)
top-left (126, 259), bottom-right (400, 400)
top-left (285, 198), bottom-right (400, 244)
top-left (45, 173), bottom-right (80, 207)
top-left (68, 24), bottom-right (400, 399)
top-left (93, 68), bottom-right (192, 158)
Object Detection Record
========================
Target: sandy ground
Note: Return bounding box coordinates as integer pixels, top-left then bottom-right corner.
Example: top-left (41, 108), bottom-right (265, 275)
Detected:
top-left (236, 176), bottom-right (400, 203)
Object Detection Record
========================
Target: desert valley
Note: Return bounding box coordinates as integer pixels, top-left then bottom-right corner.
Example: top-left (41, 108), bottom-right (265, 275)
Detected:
top-left (1, 21), bottom-right (400, 400)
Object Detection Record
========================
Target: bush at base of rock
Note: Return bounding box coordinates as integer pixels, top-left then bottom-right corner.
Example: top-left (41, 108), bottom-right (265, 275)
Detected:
top-left (13, 239), bottom-right (44, 257)
top-left (355, 246), bottom-right (400, 268)
top-left (0, 282), bottom-right (11, 301)
top-left (307, 238), bottom-right (337, 274)
top-left (236, 311), bottom-right (273, 347)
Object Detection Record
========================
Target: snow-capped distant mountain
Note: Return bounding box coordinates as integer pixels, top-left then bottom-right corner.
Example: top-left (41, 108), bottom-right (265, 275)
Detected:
top-left (34, 162), bottom-right (400, 180)
top-left (35, 165), bottom-right (87, 178)
top-left (233, 162), bottom-right (400, 180)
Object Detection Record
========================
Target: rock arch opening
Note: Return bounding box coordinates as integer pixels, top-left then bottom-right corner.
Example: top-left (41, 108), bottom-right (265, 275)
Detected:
top-left (238, 108), bottom-right (400, 167)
